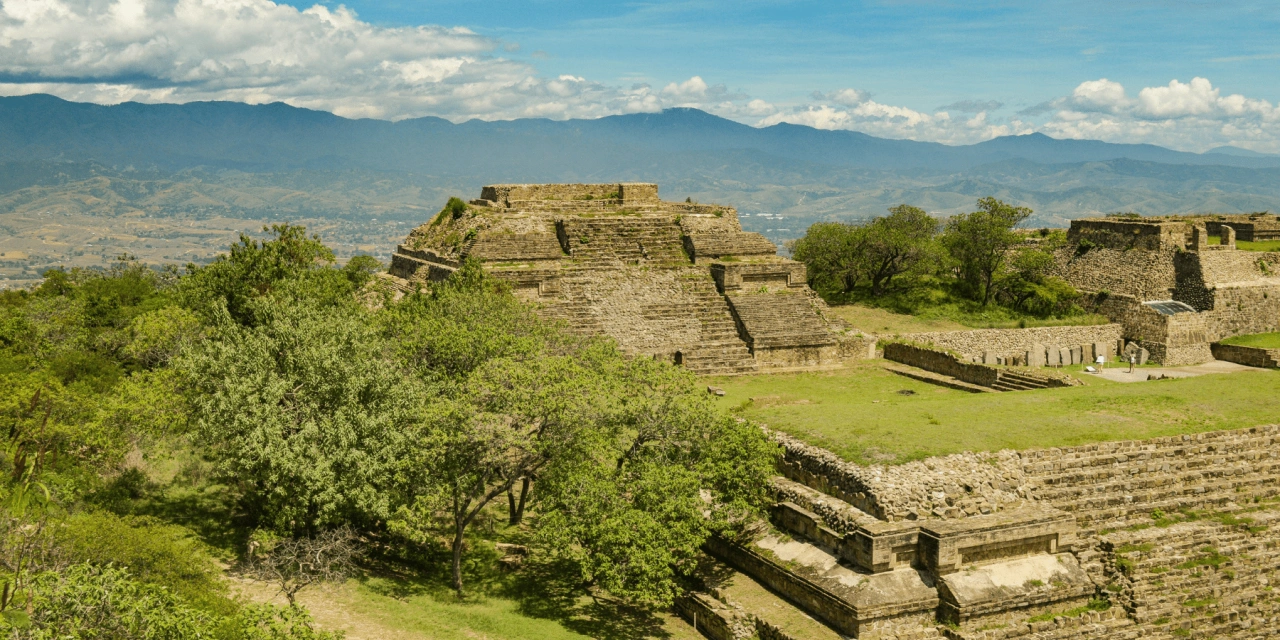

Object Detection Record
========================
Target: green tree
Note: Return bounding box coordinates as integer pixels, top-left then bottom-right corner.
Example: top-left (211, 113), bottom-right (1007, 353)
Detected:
top-left (995, 230), bottom-right (1080, 316)
top-left (942, 197), bottom-right (1032, 305)
top-left (862, 205), bottom-right (938, 294)
top-left (534, 356), bottom-right (777, 606)
top-left (791, 222), bottom-right (866, 294)
top-left (392, 350), bottom-right (608, 596)
top-left (177, 224), bottom-right (337, 325)
top-left (179, 296), bottom-right (424, 534)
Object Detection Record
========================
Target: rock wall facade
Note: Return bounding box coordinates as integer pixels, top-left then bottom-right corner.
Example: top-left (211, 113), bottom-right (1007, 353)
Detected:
top-left (1058, 217), bottom-right (1280, 365)
top-left (1209, 343), bottom-right (1280, 368)
top-left (738, 424), bottom-right (1280, 639)
top-left (901, 325), bottom-right (1124, 362)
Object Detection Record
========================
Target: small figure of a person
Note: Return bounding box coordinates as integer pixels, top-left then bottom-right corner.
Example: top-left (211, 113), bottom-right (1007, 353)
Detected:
top-left (1128, 352), bottom-right (1136, 374)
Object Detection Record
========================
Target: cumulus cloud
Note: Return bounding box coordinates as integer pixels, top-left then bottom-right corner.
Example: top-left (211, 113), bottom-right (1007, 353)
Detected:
top-left (0, 0), bottom-right (730, 121)
top-left (1039, 77), bottom-right (1280, 152)
top-left (756, 93), bottom-right (1028, 145)
top-left (0, 2), bottom-right (1278, 152)
top-left (810, 88), bottom-right (870, 107)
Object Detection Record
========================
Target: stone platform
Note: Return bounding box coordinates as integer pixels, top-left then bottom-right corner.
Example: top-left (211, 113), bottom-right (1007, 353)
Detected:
top-left (681, 424), bottom-right (1280, 639)
top-left (388, 183), bottom-right (868, 375)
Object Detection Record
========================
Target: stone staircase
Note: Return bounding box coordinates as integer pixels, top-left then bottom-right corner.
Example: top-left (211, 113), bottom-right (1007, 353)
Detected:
top-left (1019, 426), bottom-right (1280, 532)
top-left (726, 292), bottom-right (837, 350)
top-left (556, 215), bottom-right (690, 264)
top-left (990, 370), bottom-right (1057, 392)
top-left (683, 468), bottom-right (1098, 640)
top-left (676, 277), bottom-right (759, 375)
top-left (533, 264), bottom-right (758, 376)
top-left (1100, 510), bottom-right (1280, 639)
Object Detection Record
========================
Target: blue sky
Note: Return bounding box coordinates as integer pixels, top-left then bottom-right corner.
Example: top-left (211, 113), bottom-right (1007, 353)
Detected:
top-left (279, 0), bottom-right (1280, 113)
top-left (0, 0), bottom-right (1277, 151)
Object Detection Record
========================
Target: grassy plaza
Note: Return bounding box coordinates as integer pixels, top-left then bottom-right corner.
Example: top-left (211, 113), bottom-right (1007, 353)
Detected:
top-left (708, 362), bottom-right (1280, 465)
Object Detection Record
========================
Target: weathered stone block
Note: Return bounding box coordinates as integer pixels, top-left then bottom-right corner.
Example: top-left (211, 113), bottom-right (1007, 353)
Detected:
top-left (1026, 343), bottom-right (1045, 367)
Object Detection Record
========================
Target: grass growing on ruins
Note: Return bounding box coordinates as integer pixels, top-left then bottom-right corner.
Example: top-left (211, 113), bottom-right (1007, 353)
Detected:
top-left (709, 362), bottom-right (1280, 465)
top-left (1220, 332), bottom-right (1280, 349)
top-left (1210, 236), bottom-right (1280, 252)
top-left (825, 283), bottom-right (1109, 334)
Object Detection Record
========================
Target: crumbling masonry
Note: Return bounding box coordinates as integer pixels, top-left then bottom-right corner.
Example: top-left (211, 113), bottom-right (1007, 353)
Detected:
top-left (682, 425), bottom-right (1280, 640)
top-left (389, 183), bottom-right (868, 374)
top-left (1056, 215), bottom-right (1280, 365)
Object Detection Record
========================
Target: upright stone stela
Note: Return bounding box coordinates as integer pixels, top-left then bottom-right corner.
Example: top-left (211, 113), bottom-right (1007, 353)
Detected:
top-left (388, 183), bottom-right (862, 375)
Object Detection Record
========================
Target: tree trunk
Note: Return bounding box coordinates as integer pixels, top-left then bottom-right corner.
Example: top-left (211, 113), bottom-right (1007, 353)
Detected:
top-left (451, 520), bottom-right (466, 595)
top-left (513, 477), bottom-right (531, 525)
top-left (506, 485), bottom-right (517, 524)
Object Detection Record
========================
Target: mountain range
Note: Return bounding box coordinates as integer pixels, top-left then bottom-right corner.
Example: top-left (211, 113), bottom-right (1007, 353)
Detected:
top-left (1, 93), bottom-right (1279, 285)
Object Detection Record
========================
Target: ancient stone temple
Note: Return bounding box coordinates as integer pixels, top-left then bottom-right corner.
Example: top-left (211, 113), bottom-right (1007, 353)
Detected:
top-left (389, 183), bottom-right (867, 374)
top-left (1055, 215), bottom-right (1280, 365)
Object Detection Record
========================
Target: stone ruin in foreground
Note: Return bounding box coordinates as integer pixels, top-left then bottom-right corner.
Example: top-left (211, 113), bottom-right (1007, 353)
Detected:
top-left (389, 183), bottom-right (869, 374)
top-left (675, 425), bottom-right (1280, 640)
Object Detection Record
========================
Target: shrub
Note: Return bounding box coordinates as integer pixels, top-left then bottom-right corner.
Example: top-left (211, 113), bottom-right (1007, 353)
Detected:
top-left (55, 511), bottom-right (235, 616)
top-left (445, 197), bottom-right (469, 219)
top-left (4, 563), bottom-right (216, 639)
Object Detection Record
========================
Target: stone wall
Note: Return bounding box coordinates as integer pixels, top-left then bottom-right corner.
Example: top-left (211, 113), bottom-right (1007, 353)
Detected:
top-left (1209, 343), bottom-right (1280, 368)
top-left (901, 325), bottom-right (1123, 362)
top-left (674, 592), bottom-right (755, 640)
top-left (1051, 246), bottom-right (1177, 300)
top-left (881, 342), bottom-right (999, 388)
top-left (1066, 218), bottom-right (1189, 251)
top-left (479, 182), bottom-right (642, 203)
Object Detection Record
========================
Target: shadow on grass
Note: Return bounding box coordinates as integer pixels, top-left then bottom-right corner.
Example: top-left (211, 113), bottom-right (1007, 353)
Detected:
top-left (503, 558), bottom-right (676, 640)
top-left (89, 470), bottom-right (245, 556)
top-left (359, 537), bottom-right (679, 640)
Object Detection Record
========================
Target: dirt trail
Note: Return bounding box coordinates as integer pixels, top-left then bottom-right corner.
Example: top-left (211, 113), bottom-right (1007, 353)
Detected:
top-left (232, 577), bottom-right (428, 640)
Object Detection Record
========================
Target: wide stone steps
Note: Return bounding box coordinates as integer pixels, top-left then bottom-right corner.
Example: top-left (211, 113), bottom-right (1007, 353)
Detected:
top-left (985, 370), bottom-right (1058, 392)
top-left (559, 217), bottom-right (690, 264)
top-left (707, 567), bottom-right (847, 640)
top-left (726, 293), bottom-right (835, 349)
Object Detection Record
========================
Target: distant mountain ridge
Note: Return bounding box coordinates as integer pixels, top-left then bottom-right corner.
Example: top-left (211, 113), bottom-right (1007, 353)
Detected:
top-left (3, 94), bottom-right (1279, 175)
top-left (1, 93), bottom-right (1279, 257)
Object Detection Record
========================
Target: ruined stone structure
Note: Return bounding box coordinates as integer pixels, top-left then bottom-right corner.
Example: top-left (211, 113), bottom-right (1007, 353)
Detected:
top-left (388, 184), bottom-right (865, 374)
top-left (1055, 216), bottom-right (1280, 365)
top-left (685, 425), bottom-right (1280, 639)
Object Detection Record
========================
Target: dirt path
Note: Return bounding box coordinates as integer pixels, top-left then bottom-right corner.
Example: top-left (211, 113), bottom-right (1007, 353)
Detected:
top-left (232, 577), bottom-right (427, 640)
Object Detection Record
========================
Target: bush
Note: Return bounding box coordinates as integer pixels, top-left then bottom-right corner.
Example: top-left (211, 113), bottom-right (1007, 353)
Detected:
top-left (55, 511), bottom-right (236, 616)
top-left (4, 563), bottom-right (216, 639)
top-left (444, 197), bottom-right (468, 220)
top-left (1, 563), bottom-right (341, 640)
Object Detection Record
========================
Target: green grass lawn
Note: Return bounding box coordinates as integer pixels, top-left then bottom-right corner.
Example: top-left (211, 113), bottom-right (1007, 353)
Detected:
top-left (822, 279), bottom-right (1110, 335)
top-left (1210, 236), bottom-right (1280, 252)
top-left (707, 362), bottom-right (1280, 465)
top-left (319, 574), bottom-right (703, 640)
top-left (1220, 332), bottom-right (1280, 349)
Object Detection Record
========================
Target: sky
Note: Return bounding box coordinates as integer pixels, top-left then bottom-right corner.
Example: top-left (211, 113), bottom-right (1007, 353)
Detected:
top-left (0, 0), bottom-right (1278, 152)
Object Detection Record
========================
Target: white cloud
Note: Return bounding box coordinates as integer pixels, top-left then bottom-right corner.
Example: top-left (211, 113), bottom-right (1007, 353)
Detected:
top-left (1040, 77), bottom-right (1280, 152)
top-left (810, 88), bottom-right (870, 107)
top-left (1070, 79), bottom-right (1130, 112)
top-left (0, 3), bottom-right (1278, 152)
top-left (0, 0), bottom-right (719, 121)
top-left (755, 97), bottom-right (1026, 145)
